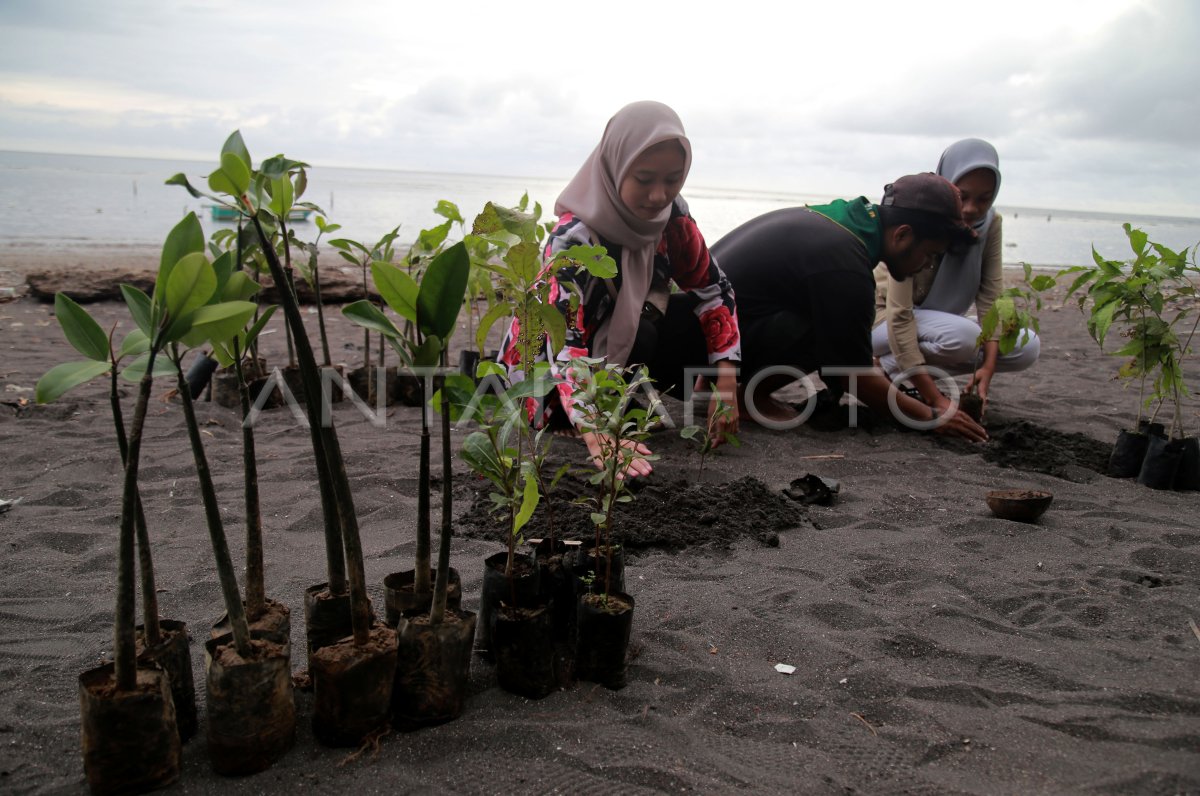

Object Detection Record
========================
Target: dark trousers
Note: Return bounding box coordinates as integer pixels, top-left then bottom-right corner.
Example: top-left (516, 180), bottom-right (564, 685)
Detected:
top-left (625, 293), bottom-right (710, 399)
top-left (738, 309), bottom-right (815, 379)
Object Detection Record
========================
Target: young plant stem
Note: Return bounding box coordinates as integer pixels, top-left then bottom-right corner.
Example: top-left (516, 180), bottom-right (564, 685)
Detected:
top-left (311, 249), bottom-right (332, 368)
top-left (284, 315), bottom-right (296, 370)
top-left (440, 373), bottom-right (452, 563)
top-left (280, 222), bottom-right (298, 369)
top-left (254, 219), bottom-right (345, 597)
top-left (233, 338), bottom-right (266, 619)
top-left (252, 215), bottom-right (363, 629)
top-left (113, 352), bottom-right (157, 691)
top-left (430, 376), bottom-right (453, 625)
top-left (603, 439), bottom-right (619, 597)
top-left (506, 502), bottom-right (517, 606)
top-left (1173, 309), bottom-right (1200, 439)
top-left (415, 372), bottom-right (432, 596)
top-left (1137, 307), bottom-right (1148, 429)
top-left (108, 359), bottom-right (161, 646)
top-left (236, 223), bottom-right (265, 380)
top-left (174, 346), bottom-right (252, 658)
top-left (361, 261), bottom-right (371, 371)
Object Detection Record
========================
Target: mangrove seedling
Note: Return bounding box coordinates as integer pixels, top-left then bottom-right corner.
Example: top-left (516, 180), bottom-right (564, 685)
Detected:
top-left (680, 394), bottom-right (740, 481)
top-left (969, 262), bottom-right (1055, 419)
top-left (1061, 224), bottom-right (1197, 435)
top-left (569, 359), bottom-right (662, 600)
top-left (342, 240), bottom-right (471, 608)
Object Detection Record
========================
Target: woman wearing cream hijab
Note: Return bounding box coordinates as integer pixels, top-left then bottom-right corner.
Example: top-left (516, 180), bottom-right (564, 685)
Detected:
top-left (871, 138), bottom-right (1040, 421)
top-left (499, 101), bottom-right (742, 477)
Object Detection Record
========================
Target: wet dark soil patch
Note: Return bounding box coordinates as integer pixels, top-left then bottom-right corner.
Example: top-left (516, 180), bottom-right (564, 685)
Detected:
top-left (453, 471), bottom-right (809, 551)
top-left (937, 417), bottom-right (1111, 482)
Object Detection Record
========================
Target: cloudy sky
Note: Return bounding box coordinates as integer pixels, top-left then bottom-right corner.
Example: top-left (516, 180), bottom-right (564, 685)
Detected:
top-left (1, 0), bottom-right (1197, 216)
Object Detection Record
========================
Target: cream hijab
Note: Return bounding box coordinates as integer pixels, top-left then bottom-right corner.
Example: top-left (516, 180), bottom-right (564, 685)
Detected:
top-left (555, 101), bottom-right (692, 367)
top-left (921, 138), bottom-right (1002, 315)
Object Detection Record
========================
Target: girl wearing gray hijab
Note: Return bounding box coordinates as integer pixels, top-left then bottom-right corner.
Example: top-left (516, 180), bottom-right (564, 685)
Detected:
top-left (498, 101), bottom-right (742, 478)
top-left (870, 138), bottom-right (1040, 420)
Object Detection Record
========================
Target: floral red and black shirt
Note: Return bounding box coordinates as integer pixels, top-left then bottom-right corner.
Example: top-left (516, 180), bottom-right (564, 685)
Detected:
top-left (500, 196), bottom-right (740, 424)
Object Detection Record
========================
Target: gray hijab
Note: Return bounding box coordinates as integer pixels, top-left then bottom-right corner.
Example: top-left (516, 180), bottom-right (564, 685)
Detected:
top-left (555, 101), bottom-right (691, 367)
top-left (920, 138), bottom-right (1001, 315)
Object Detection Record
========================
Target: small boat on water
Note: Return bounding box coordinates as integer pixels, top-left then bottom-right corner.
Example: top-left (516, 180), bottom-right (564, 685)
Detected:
top-left (207, 205), bottom-right (312, 223)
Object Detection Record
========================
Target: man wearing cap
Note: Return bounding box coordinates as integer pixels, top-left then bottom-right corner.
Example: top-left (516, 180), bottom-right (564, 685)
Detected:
top-left (711, 173), bottom-right (988, 441)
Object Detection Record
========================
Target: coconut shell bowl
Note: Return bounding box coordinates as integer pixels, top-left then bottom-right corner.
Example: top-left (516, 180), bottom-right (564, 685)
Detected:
top-left (986, 489), bottom-right (1054, 523)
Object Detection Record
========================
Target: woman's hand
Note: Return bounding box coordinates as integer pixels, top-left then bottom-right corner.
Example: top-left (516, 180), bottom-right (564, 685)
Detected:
top-left (964, 365), bottom-right (995, 411)
top-left (582, 431), bottom-right (654, 480)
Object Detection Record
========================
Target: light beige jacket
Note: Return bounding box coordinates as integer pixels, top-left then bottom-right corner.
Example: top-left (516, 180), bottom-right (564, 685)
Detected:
top-left (872, 214), bottom-right (1004, 372)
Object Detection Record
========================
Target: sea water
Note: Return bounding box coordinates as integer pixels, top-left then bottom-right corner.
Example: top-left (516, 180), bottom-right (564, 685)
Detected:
top-left (1, 150), bottom-right (1198, 269)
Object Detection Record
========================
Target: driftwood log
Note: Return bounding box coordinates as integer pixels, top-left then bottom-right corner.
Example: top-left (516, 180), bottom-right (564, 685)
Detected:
top-left (24, 268), bottom-right (379, 305)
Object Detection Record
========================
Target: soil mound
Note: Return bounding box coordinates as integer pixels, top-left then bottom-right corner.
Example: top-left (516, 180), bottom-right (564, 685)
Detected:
top-left (454, 471), bottom-right (809, 550)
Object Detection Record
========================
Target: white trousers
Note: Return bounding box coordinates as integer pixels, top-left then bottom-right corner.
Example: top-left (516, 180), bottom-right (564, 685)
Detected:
top-left (871, 309), bottom-right (1041, 378)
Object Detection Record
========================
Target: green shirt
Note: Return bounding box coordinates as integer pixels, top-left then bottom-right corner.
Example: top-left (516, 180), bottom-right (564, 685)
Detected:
top-left (807, 198), bottom-right (884, 263)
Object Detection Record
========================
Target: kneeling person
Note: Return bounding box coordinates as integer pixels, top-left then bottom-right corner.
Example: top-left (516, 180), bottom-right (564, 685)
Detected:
top-left (712, 173), bottom-right (987, 441)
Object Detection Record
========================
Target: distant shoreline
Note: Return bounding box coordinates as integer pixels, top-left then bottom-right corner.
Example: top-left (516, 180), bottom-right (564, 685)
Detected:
top-left (3, 148), bottom-right (1198, 224)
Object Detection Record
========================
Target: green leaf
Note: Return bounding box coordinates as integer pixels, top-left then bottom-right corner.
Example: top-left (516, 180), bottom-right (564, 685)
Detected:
top-left (1030, 274), bottom-right (1056, 292)
top-left (372, 261), bottom-right (419, 323)
top-left (53, 293), bottom-right (110, 362)
top-left (210, 250), bottom-right (234, 296)
top-left (116, 329), bottom-right (150, 360)
top-left (189, 301), bottom-right (258, 344)
top-left (220, 130), bottom-right (252, 171)
top-left (680, 425), bottom-right (701, 440)
top-left (416, 241), bottom-right (470, 340)
top-left (120, 352), bottom-right (177, 382)
top-left (342, 300), bottom-right (404, 340)
top-left (120, 284), bottom-right (154, 339)
top-left (268, 174), bottom-right (294, 217)
top-left (1126, 225), bottom-right (1148, 256)
top-left (221, 270), bottom-right (261, 302)
top-left (589, 512), bottom-right (607, 527)
top-left (243, 305), bottom-right (277, 349)
top-left (476, 360), bottom-right (506, 379)
top-left (560, 243), bottom-right (617, 279)
top-left (476, 301), bottom-right (511, 355)
top-left (473, 202), bottom-right (535, 238)
top-left (1091, 300), bottom-right (1119, 347)
top-left (504, 241), bottom-right (541, 284)
top-left (513, 471), bottom-right (540, 535)
top-left (463, 431), bottom-right (502, 480)
top-left (222, 152), bottom-right (251, 194)
top-left (412, 334), bottom-right (443, 368)
top-left (538, 300), bottom-right (567, 353)
top-left (434, 200), bottom-right (463, 224)
top-left (157, 213), bottom-right (205, 301)
top-left (36, 360), bottom-right (112, 403)
top-left (259, 155), bottom-right (309, 180)
top-left (164, 172), bottom-right (206, 200)
top-left (417, 220), bottom-right (452, 252)
top-left (164, 252), bottom-right (216, 322)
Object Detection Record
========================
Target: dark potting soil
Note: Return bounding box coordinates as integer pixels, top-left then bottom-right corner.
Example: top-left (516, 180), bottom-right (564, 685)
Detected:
top-left (454, 472), bottom-right (808, 551)
top-left (936, 416), bottom-right (1112, 482)
top-left (212, 637), bottom-right (287, 668)
top-left (785, 395), bottom-right (1111, 483)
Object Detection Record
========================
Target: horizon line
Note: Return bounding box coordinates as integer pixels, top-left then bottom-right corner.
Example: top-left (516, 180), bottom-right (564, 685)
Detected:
top-left (2, 147), bottom-right (1198, 225)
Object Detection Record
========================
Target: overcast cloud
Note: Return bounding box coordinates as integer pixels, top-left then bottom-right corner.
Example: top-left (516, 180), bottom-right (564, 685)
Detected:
top-left (1, 0), bottom-right (1196, 216)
